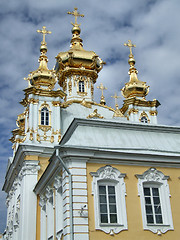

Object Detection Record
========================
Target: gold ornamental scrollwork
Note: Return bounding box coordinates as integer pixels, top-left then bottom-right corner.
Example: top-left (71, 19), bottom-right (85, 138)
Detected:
top-left (127, 108), bottom-right (139, 115)
top-left (29, 98), bottom-right (39, 104)
top-left (39, 125), bottom-right (51, 132)
top-left (52, 101), bottom-right (61, 107)
top-left (87, 109), bottom-right (104, 119)
top-left (149, 110), bottom-right (157, 116)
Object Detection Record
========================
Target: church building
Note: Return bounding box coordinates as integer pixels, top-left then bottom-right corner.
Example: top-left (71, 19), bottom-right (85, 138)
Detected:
top-left (2, 7), bottom-right (180, 240)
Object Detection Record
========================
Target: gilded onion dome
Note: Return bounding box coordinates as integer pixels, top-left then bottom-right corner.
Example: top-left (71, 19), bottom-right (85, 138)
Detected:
top-left (29, 26), bottom-right (57, 90)
top-left (55, 8), bottom-right (105, 87)
top-left (121, 40), bottom-right (149, 99)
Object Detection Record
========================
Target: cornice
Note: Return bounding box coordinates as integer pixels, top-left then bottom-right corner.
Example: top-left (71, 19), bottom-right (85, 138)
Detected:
top-left (121, 98), bottom-right (160, 114)
top-left (20, 87), bottom-right (66, 106)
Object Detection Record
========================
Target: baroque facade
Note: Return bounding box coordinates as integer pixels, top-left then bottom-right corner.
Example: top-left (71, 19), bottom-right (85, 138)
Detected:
top-left (2, 8), bottom-right (180, 240)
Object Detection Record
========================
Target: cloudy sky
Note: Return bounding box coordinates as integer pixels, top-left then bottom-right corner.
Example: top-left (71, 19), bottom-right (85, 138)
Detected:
top-left (0, 0), bottom-right (180, 232)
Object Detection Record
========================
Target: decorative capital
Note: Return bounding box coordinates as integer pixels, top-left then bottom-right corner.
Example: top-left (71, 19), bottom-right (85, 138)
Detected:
top-left (19, 161), bottom-right (40, 179)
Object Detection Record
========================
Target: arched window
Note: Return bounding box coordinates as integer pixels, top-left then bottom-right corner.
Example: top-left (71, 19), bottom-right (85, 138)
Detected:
top-left (41, 107), bottom-right (49, 125)
top-left (141, 116), bottom-right (148, 123)
top-left (79, 81), bottom-right (85, 92)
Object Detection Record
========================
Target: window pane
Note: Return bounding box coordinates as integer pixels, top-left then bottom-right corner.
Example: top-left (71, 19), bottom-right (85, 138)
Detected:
top-left (109, 204), bottom-right (117, 213)
top-left (146, 205), bottom-right (153, 214)
top-left (101, 214), bottom-right (108, 223)
top-left (155, 215), bottom-right (163, 224)
top-left (144, 187), bottom-right (150, 196)
top-left (110, 214), bottom-right (117, 223)
top-left (99, 186), bottom-right (106, 194)
top-left (145, 197), bottom-right (151, 204)
top-left (154, 205), bottom-right (162, 214)
top-left (109, 196), bottom-right (116, 203)
top-left (108, 186), bottom-right (115, 194)
top-left (147, 215), bottom-right (154, 223)
top-left (100, 204), bottom-right (107, 213)
top-left (153, 197), bottom-right (160, 204)
top-left (99, 195), bottom-right (106, 203)
top-left (152, 188), bottom-right (159, 196)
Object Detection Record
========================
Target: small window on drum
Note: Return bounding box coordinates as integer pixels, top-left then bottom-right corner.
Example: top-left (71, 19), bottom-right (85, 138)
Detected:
top-left (79, 81), bottom-right (85, 92)
top-left (141, 116), bottom-right (148, 123)
top-left (41, 107), bottom-right (49, 125)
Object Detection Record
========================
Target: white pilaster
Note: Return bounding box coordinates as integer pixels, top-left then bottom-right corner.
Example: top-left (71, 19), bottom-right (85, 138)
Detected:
top-left (19, 160), bottom-right (40, 240)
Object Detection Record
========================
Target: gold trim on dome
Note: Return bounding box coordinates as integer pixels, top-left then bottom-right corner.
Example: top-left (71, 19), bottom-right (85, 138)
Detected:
top-left (87, 109), bottom-right (104, 119)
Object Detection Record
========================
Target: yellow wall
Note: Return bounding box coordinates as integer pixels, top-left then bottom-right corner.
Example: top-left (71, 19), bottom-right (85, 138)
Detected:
top-left (87, 163), bottom-right (180, 240)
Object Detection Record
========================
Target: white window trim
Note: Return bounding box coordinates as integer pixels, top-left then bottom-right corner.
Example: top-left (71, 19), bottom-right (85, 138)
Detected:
top-left (136, 167), bottom-right (174, 235)
top-left (90, 165), bottom-right (127, 235)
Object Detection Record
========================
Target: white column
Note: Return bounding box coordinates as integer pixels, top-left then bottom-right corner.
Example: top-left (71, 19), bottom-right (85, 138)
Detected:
top-left (39, 196), bottom-right (47, 240)
top-left (19, 160), bottom-right (40, 240)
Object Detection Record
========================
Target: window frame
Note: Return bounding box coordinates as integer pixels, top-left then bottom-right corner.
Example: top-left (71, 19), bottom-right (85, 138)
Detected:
top-left (41, 107), bottom-right (49, 126)
top-left (79, 80), bottom-right (85, 93)
top-left (136, 168), bottom-right (174, 234)
top-left (38, 103), bottom-right (51, 128)
top-left (90, 165), bottom-right (127, 235)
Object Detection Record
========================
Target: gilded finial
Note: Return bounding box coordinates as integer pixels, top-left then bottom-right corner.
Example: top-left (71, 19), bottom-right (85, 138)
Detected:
top-left (37, 26), bottom-right (52, 43)
top-left (67, 7), bottom-right (84, 27)
top-left (121, 40), bottom-right (149, 99)
top-left (111, 92), bottom-right (121, 108)
top-left (124, 40), bottom-right (136, 56)
top-left (97, 83), bottom-right (107, 105)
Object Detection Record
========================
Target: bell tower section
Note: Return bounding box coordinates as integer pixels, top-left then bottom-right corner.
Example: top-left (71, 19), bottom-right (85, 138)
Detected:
top-left (121, 40), bottom-right (160, 124)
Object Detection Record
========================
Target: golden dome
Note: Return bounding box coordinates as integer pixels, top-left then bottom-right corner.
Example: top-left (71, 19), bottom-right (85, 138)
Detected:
top-left (55, 8), bottom-right (105, 87)
top-left (29, 27), bottom-right (56, 90)
top-left (121, 40), bottom-right (149, 99)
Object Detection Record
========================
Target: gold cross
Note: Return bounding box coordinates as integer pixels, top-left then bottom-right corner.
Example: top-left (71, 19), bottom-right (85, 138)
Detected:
top-left (97, 83), bottom-right (107, 96)
top-left (124, 40), bottom-right (136, 56)
top-left (37, 26), bottom-right (52, 43)
top-left (67, 7), bottom-right (84, 26)
top-left (111, 92), bottom-right (121, 106)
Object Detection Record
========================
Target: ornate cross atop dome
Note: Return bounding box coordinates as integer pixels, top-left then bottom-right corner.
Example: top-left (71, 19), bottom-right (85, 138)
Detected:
top-left (124, 40), bottom-right (136, 56)
top-left (67, 7), bottom-right (84, 27)
top-left (111, 92), bottom-right (121, 107)
top-left (37, 26), bottom-right (52, 43)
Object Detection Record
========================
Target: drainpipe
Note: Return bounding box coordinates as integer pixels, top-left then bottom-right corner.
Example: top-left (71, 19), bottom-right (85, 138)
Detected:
top-left (55, 148), bottom-right (74, 240)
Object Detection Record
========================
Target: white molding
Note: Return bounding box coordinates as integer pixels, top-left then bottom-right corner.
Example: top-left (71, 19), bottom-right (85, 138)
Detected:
top-left (90, 165), bottom-right (127, 235)
top-left (136, 167), bottom-right (174, 234)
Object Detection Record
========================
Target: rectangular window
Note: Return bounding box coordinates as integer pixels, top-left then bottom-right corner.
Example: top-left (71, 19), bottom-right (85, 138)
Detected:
top-left (99, 185), bottom-right (117, 224)
top-left (143, 187), bottom-right (163, 224)
top-left (79, 81), bottom-right (85, 92)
